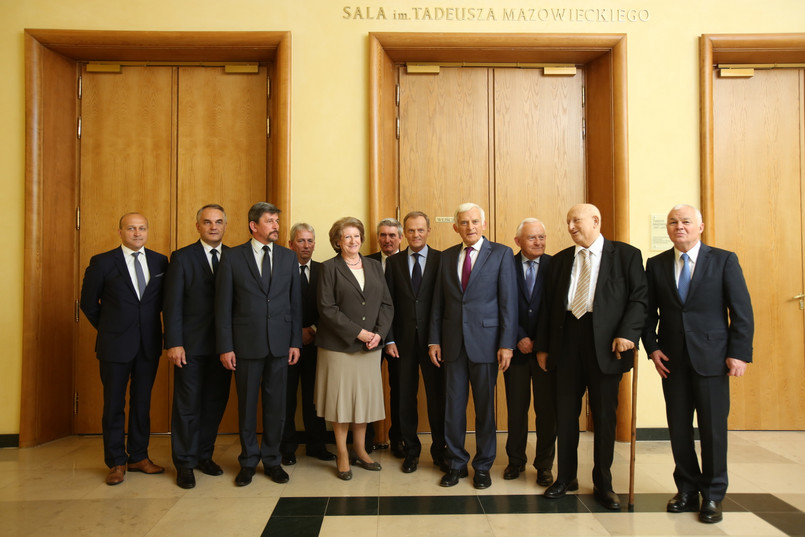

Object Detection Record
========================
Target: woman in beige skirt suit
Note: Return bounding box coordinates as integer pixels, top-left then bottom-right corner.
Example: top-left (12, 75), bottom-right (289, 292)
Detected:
top-left (315, 217), bottom-right (394, 480)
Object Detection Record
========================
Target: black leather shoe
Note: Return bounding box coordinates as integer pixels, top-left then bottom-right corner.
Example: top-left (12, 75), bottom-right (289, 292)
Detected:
top-left (196, 459), bottom-right (223, 476)
top-left (667, 491), bottom-right (699, 513)
top-left (176, 468), bottom-right (195, 489)
top-left (699, 500), bottom-right (723, 523)
top-left (593, 487), bottom-right (621, 510)
top-left (440, 467), bottom-right (468, 487)
top-left (391, 441), bottom-right (406, 459)
top-left (402, 455), bottom-right (418, 473)
top-left (433, 455), bottom-right (449, 473)
top-left (473, 470), bottom-right (492, 489)
top-left (544, 478), bottom-right (579, 498)
top-left (536, 468), bottom-right (553, 487)
top-left (307, 449), bottom-right (336, 461)
top-left (266, 465), bottom-right (290, 483)
top-left (372, 442), bottom-right (389, 451)
top-left (235, 467), bottom-right (255, 487)
top-left (281, 454), bottom-right (297, 466)
top-left (503, 464), bottom-right (525, 480)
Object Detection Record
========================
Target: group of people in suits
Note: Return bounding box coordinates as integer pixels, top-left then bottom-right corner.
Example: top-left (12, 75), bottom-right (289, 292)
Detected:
top-left (80, 200), bottom-right (752, 525)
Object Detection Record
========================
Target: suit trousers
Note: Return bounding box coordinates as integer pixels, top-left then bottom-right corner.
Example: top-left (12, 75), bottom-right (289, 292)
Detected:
top-left (234, 355), bottom-right (288, 468)
top-left (398, 338), bottom-right (446, 460)
top-left (555, 313), bottom-right (622, 491)
top-left (99, 348), bottom-right (160, 467)
top-left (662, 347), bottom-right (730, 501)
top-left (444, 345), bottom-right (498, 471)
top-left (281, 343), bottom-right (328, 456)
top-left (171, 354), bottom-right (232, 469)
top-left (503, 353), bottom-right (557, 470)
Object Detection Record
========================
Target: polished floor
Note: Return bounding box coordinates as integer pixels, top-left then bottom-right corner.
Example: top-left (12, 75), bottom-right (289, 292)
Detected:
top-left (2, 431), bottom-right (805, 536)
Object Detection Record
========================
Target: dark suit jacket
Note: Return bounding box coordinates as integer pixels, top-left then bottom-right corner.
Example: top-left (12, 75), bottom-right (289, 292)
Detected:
top-left (641, 244), bottom-right (754, 376)
top-left (514, 252), bottom-right (551, 345)
top-left (537, 238), bottom-right (647, 374)
top-left (80, 246), bottom-right (168, 363)
top-left (385, 247), bottom-right (441, 353)
top-left (214, 240), bottom-right (302, 358)
top-left (301, 261), bottom-right (321, 329)
top-left (429, 237), bottom-right (518, 363)
top-left (315, 255), bottom-right (394, 353)
top-left (163, 241), bottom-right (229, 356)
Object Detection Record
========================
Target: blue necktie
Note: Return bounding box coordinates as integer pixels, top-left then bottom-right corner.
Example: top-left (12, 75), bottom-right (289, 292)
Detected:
top-left (411, 252), bottom-right (422, 296)
top-left (525, 259), bottom-right (536, 298)
top-left (132, 251), bottom-right (146, 300)
top-left (678, 252), bottom-right (691, 301)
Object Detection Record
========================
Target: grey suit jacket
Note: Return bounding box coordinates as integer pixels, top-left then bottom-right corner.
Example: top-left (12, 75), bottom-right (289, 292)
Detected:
top-left (428, 237), bottom-right (518, 363)
top-left (315, 254), bottom-right (394, 354)
top-left (214, 240), bottom-right (302, 358)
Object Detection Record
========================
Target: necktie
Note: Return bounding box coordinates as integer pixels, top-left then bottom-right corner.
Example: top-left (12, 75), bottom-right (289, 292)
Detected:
top-left (678, 252), bottom-right (691, 302)
top-left (461, 246), bottom-right (473, 291)
top-left (132, 251), bottom-right (146, 300)
top-left (211, 248), bottom-right (219, 273)
top-left (261, 245), bottom-right (272, 289)
top-left (570, 249), bottom-right (590, 319)
top-left (525, 259), bottom-right (536, 298)
top-left (300, 264), bottom-right (309, 292)
top-left (411, 252), bottom-right (422, 295)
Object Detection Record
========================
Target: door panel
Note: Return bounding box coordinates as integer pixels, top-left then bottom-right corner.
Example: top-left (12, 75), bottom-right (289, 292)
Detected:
top-left (713, 68), bottom-right (805, 429)
top-left (77, 66), bottom-right (174, 433)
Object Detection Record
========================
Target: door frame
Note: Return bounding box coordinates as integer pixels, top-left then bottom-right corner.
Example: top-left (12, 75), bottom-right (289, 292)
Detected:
top-left (700, 33), bottom-right (805, 240)
top-left (21, 29), bottom-right (292, 447)
top-left (368, 32), bottom-right (633, 440)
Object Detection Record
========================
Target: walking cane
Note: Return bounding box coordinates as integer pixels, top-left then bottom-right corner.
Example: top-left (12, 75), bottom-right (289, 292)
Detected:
top-left (628, 348), bottom-right (639, 511)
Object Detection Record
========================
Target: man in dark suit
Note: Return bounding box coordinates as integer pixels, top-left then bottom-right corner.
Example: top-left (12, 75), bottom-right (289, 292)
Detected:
top-left (429, 202), bottom-right (518, 490)
top-left (503, 218), bottom-right (556, 487)
top-left (384, 211), bottom-right (446, 473)
top-left (80, 212), bottom-right (169, 486)
top-left (537, 203), bottom-right (647, 510)
top-left (366, 218), bottom-right (403, 456)
top-left (164, 204), bottom-right (231, 489)
top-left (280, 223), bottom-right (335, 465)
top-left (215, 202), bottom-right (302, 487)
top-left (642, 204), bottom-right (753, 524)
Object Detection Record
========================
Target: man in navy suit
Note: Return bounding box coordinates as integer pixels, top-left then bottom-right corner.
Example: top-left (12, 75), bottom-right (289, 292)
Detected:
top-left (503, 218), bottom-right (556, 487)
top-left (215, 202), bottom-right (303, 487)
top-left (429, 202), bottom-right (518, 490)
top-left (642, 204), bottom-right (753, 524)
top-left (280, 223), bottom-right (335, 465)
top-left (384, 211), bottom-right (446, 473)
top-left (80, 212), bottom-right (169, 486)
top-left (537, 203), bottom-right (647, 510)
top-left (164, 204), bottom-right (231, 489)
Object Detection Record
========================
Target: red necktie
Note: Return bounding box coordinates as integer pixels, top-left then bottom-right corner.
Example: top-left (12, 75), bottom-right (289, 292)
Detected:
top-left (461, 246), bottom-right (473, 291)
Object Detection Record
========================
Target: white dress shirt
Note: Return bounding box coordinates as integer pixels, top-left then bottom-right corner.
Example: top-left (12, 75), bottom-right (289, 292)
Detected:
top-left (567, 234), bottom-right (604, 313)
top-left (121, 244), bottom-right (151, 299)
top-left (250, 238), bottom-right (273, 277)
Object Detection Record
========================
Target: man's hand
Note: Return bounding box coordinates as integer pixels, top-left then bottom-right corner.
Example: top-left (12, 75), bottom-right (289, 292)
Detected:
top-left (726, 358), bottom-right (747, 377)
top-left (649, 350), bottom-right (670, 379)
top-left (385, 342), bottom-right (400, 358)
top-left (167, 346), bottom-right (186, 368)
top-left (516, 337), bottom-right (534, 355)
top-left (429, 344), bottom-right (442, 367)
top-left (611, 337), bottom-right (635, 360)
top-left (497, 348), bottom-right (513, 372)
top-left (537, 351), bottom-right (548, 372)
top-left (302, 327), bottom-right (316, 346)
top-left (220, 351), bottom-right (236, 371)
top-left (288, 347), bottom-right (300, 366)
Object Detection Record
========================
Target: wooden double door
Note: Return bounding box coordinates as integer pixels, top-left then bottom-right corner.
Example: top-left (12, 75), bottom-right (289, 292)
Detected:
top-left (396, 65), bottom-right (587, 432)
top-left (75, 64), bottom-right (269, 433)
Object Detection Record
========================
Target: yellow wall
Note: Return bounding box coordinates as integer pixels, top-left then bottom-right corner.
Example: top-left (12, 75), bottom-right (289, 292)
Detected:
top-left (2, 0), bottom-right (803, 435)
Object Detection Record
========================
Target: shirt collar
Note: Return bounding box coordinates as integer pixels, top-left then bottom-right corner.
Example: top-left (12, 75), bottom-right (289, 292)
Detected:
top-left (674, 241), bottom-right (701, 264)
top-left (574, 234), bottom-right (604, 257)
top-left (120, 244), bottom-right (144, 257)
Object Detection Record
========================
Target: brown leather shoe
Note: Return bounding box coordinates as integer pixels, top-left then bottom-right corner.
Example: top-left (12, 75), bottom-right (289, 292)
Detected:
top-left (106, 465), bottom-right (126, 485)
top-left (128, 458), bottom-right (165, 474)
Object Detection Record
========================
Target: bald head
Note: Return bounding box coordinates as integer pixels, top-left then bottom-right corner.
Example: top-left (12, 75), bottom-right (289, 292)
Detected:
top-left (566, 203), bottom-right (601, 248)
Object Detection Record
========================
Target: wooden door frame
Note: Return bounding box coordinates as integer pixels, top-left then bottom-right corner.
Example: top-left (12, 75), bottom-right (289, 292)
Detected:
top-left (368, 32), bottom-right (632, 440)
top-left (700, 33), bottom-right (805, 242)
top-left (21, 29), bottom-right (292, 447)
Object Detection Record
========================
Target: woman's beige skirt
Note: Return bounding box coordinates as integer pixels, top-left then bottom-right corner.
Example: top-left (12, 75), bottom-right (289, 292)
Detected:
top-left (315, 347), bottom-right (385, 424)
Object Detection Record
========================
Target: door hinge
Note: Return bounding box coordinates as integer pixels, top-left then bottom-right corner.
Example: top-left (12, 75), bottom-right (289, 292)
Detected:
top-left (76, 207), bottom-right (80, 230)
top-left (77, 75), bottom-right (82, 100)
top-left (396, 84), bottom-right (400, 107)
top-left (75, 300), bottom-right (80, 323)
top-left (266, 117), bottom-right (270, 138)
top-left (266, 75), bottom-right (271, 99)
top-left (396, 117), bottom-right (400, 140)
top-left (73, 392), bottom-right (79, 415)
top-left (77, 116), bottom-right (82, 140)
top-left (582, 119), bottom-right (586, 139)
top-left (581, 86), bottom-right (585, 108)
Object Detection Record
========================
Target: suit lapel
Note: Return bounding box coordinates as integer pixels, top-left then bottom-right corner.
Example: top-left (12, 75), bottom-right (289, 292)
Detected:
top-left (192, 240), bottom-right (213, 277)
top-left (660, 249), bottom-right (681, 305)
top-left (114, 247), bottom-right (139, 298)
top-left (241, 241), bottom-right (265, 292)
top-left (514, 252), bottom-right (530, 302)
top-left (465, 238), bottom-right (492, 292)
top-left (595, 239), bottom-right (615, 301)
top-left (688, 243), bottom-right (711, 299)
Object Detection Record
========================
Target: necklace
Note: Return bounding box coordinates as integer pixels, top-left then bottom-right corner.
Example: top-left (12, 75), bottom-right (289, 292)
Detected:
top-left (344, 257), bottom-right (361, 267)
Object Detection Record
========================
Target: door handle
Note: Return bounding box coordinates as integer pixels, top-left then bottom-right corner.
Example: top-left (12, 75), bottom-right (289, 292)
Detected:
top-left (794, 293), bottom-right (805, 311)
top-left (794, 293), bottom-right (805, 299)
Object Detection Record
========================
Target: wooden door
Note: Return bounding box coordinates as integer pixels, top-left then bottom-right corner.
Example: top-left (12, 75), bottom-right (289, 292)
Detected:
top-left (713, 68), bottom-right (805, 430)
top-left (398, 66), bottom-right (586, 432)
top-left (77, 65), bottom-right (269, 434)
top-left (76, 66), bottom-right (174, 433)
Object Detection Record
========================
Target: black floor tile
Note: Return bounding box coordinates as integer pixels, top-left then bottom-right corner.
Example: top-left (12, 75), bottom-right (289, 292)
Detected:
top-left (755, 512), bottom-right (805, 537)
top-left (624, 493), bottom-right (676, 513)
top-left (262, 515), bottom-right (323, 537)
top-left (729, 493), bottom-right (801, 513)
top-left (720, 496), bottom-right (750, 513)
top-left (577, 493), bottom-right (629, 513)
top-left (379, 495), bottom-right (484, 515)
top-left (326, 496), bottom-right (379, 516)
top-left (271, 497), bottom-right (329, 517)
top-left (480, 494), bottom-right (587, 514)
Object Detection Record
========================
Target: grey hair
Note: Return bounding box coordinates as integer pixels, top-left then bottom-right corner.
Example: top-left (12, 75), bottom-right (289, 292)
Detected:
top-left (516, 217), bottom-right (545, 237)
top-left (454, 202), bottom-right (485, 224)
top-left (290, 222), bottom-right (315, 241)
